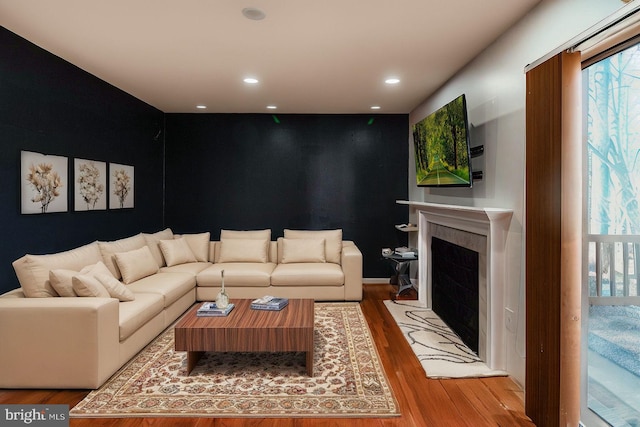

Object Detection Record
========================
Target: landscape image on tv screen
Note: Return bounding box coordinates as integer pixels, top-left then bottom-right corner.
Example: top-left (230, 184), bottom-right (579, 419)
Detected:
top-left (412, 94), bottom-right (472, 187)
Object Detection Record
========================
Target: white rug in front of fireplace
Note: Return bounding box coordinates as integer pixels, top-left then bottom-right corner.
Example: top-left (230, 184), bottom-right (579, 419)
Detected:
top-left (384, 300), bottom-right (507, 379)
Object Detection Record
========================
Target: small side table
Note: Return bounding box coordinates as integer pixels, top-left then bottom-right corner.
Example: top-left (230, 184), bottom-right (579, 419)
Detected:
top-left (382, 253), bottom-right (418, 296)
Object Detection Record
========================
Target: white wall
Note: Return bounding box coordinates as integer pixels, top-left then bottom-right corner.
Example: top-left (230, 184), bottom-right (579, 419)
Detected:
top-left (407, 0), bottom-right (624, 387)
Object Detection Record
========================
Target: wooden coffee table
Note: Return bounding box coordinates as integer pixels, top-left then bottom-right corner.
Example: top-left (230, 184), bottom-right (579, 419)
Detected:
top-left (174, 299), bottom-right (315, 376)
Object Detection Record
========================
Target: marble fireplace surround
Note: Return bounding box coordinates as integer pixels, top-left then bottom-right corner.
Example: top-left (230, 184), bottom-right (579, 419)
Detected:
top-left (397, 200), bottom-right (512, 371)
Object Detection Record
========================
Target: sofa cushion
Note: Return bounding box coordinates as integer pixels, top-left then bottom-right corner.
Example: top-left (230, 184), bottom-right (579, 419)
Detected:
top-left (12, 241), bottom-right (102, 298)
top-left (283, 229), bottom-right (342, 264)
top-left (281, 238), bottom-right (326, 264)
top-left (118, 292), bottom-right (164, 341)
top-left (72, 274), bottom-right (111, 298)
top-left (125, 272), bottom-right (195, 308)
top-left (197, 263), bottom-right (275, 287)
top-left (220, 229), bottom-right (271, 240)
top-left (218, 239), bottom-right (269, 263)
top-left (143, 228), bottom-right (174, 267)
top-left (114, 246), bottom-right (159, 284)
top-left (159, 237), bottom-right (197, 267)
top-left (96, 274), bottom-right (135, 302)
top-left (182, 232), bottom-right (210, 262)
top-left (98, 234), bottom-right (147, 279)
top-left (271, 263), bottom-right (344, 286)
top-left (160, 262), bottom-right (212, 275)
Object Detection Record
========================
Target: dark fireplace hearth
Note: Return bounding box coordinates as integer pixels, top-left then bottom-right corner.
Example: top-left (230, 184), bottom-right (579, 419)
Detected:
top-left (431, 237), bottom-right (479, 354)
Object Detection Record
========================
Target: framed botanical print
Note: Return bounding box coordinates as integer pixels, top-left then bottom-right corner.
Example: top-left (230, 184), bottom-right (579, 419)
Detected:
top-left (109, 163), bottom-right (134, 209)
top-left (74, 159), bottom-right (107, 211)
top-left (20, 151), bottom-right (68, 214)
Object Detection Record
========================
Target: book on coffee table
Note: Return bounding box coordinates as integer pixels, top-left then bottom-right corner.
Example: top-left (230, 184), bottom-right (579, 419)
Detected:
top-left (197, 302), bottom-right (235, 317)
top-left (251, 296), bottom-right (289, 311)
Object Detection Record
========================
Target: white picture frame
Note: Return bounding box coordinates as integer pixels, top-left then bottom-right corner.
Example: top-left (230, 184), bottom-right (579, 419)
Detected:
top-left (20, 150), bottom-right (68, 214)
top-left (109, 163), bottom-right (134, 209)
top-left (74, 159), bottom-right (107, 211)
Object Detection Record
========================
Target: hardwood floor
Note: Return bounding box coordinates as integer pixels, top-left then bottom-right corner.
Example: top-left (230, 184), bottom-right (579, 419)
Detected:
top-left (0, 283), bottom-right (535, 426)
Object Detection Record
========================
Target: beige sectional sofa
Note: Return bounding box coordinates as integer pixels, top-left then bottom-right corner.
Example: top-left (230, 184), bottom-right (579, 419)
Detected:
top-left (0, 228), bottom-right (362, 389)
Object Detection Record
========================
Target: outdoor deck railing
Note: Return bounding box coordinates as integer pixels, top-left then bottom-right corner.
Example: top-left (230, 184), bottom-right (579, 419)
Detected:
top-left (588, 234), bottom-right (640, 304)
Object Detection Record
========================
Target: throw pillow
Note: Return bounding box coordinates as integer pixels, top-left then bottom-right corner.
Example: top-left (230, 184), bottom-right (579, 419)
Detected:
top-left (95, 274), bottom-right (135, 302)
top-left (114, 246), bottom-right (159, 284)
top-left (281, 238), bottom-right (326, 264)
top-left (79, 260), bottom-right (115, 278)
top-left (49, 269), bottom-right (79, 297)
top-left (72, 274), bottom-right (110, 298)
top-left (49, 261), bottom-right (115, 297)
top-left (98, 234), bottom-right (147, 279)
top-left (218, 238), bottom-right (269, 263)
top-left (159, 237), bottom-right (197, 267)
top-left (142, 228), bottom-right (174, 268)
top-left (284, 229), bottom-right (343, 264)
top-left (182, 232), bottom-right (210, 262)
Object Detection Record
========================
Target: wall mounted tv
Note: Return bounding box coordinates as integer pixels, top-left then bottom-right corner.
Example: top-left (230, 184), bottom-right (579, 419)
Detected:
top-left (412, 94), bottom-right (472, 187)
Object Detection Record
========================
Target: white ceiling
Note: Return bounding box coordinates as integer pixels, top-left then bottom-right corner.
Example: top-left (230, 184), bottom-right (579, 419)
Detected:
top-left (0, 0), bottom-right (541, 114)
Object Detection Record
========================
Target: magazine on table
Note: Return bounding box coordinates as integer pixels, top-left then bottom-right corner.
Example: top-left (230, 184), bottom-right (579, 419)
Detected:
top-left (251, 295), bottom-right (289, 311)
top-left (197, 302), bottom-right (235, 317)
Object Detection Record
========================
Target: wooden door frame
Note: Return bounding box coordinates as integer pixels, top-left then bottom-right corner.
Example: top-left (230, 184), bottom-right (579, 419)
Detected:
top-left (525, 50), bottom-right (582, 427)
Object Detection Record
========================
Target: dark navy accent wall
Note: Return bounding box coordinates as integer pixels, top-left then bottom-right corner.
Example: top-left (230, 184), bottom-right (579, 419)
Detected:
top-left (164, 113), bottom-right (409, 278)
top-left (0, 27), bottom-right (165, 294)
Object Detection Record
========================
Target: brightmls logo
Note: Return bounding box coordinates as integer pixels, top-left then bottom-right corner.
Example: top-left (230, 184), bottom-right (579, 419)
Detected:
top-left (1, 405), bottom-right (68, 426)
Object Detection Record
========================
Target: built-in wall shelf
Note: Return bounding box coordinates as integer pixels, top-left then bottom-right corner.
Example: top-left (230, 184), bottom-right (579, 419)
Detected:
top-left (470, 145), bottom-right (484, 157)
top-left (470, 145), bottom-right (484, 181)
top-left (395, 224), bottom-right (418, 232)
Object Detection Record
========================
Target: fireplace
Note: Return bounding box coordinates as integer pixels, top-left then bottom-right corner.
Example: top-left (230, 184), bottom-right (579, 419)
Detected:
top-left (396, 200), bottom-right (512, 371)
top-left (432, 236), bottom-right (479, 354)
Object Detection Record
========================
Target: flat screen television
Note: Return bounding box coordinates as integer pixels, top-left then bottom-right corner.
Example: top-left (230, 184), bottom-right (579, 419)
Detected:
top-left (412, 94), bottom-right (472, 187)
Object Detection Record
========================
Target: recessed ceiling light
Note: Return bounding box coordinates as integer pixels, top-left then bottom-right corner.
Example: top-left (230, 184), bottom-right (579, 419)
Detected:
top-left (243, 77), bottom-right (259, 84)
top-left (370, 106), bottom-right (381, 110)
top-left (266, 105), bottom-right (277, 110)
top-left (385, 78), bottom-right (400, 85)
top-left (196, 105), bottom-right (207, 109)
top-left (242, 7), bottom-right (266, 21)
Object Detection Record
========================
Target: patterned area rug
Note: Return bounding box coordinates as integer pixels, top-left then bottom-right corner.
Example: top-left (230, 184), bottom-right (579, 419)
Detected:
top-left (384, 300), bottom-right (507, 379)
top-left (70, 303), bottom-right (399, 418)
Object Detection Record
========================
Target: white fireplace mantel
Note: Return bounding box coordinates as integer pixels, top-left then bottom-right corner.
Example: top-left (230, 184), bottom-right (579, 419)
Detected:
top-left (396, 200), bottom-right (513, 371)
top-left (397, 200), bottom-right (513, 227)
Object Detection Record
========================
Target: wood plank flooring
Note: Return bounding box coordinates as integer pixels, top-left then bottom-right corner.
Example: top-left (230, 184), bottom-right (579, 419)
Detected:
top-left (0, 283), bottom-right (534, 426)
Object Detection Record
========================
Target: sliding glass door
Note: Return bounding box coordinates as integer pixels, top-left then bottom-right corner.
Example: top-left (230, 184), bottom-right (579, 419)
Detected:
top-left (584, 41), bottom-right (640, 426)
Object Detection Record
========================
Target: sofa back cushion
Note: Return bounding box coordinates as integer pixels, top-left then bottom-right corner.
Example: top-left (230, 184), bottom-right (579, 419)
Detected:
top-left (283, 229), bottom-right (343, 264)
top-left (12, 241), bottom-right (102, 298)
top-left (220, 229), bottom-right (271, 241)
top-left (216, 229), bottom-right (272, 263)
top-left (182, 232), bottom-right (210, 262)
top-left (98, 234), bottom-right (147, 279)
